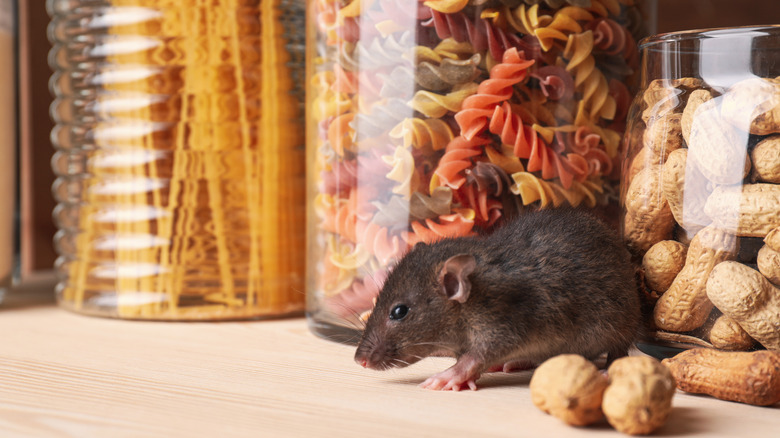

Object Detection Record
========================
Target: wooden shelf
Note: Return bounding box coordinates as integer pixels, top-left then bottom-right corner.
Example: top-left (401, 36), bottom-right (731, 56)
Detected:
top-left (1, 274), bottom-right (778, 437)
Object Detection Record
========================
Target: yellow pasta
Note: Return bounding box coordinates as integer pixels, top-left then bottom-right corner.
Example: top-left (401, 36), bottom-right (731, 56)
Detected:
top-left (510, 172), bottom-right (603, 208)
top-left (328, 237), bottom-right (372, 271)
top-left (314, 193), bottom-right (336, 219)
top-left (536, 7), bottom-right (593, 50)
top-left (383, 146), bottom-right (418, 198)
top-left (375, 19), bottom-right (406, 37)
top-left (431, 38), bottom-right (478, 60)
top-left (390, 117), bottom-right (455, 151)
top-left (311, 71), bottom-right (355, 120)
top-left (424, 0), bottom-right (469, 14)
top-left (509, 5), bottom-right (594, 50)
top-left (563, 31), bottom-right (616, 121)
top-left (409, 82), bottom-right (479, 118)
top-left (323, 249), bottom-right (359, 295)
top-left (486, 144), bottom-right (526, 174)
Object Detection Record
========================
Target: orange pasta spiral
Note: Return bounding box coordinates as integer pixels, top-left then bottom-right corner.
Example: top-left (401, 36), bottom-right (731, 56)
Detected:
top-left (451, 47), bottom-right (589, 188)
top-left (455, 47), bottom-right (535, 138)
top-left (461, 184), bottom-right (504, 227)
top-left (433, 135), bottom-right (491, 189)
top-left (320, 196), bottom-right (407, 265)
top-left (407, 210), bottom-right (477, 246)
top-left (487, 102), bottom-right (589, 188)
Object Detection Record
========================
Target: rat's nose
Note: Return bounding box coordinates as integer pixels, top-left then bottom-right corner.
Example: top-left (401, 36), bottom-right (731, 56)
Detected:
top-left (355, 340), bottom-right (385, 369)
top-left (354, 350), bottom-right (370, 368)
top-left (355, 355), bottom-right (373, 368)
top-left (355, 352), bottom-right (384, 370)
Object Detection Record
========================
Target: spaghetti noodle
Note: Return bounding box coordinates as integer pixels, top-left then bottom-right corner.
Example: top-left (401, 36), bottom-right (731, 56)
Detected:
top-left (53, 0), bottom-right (305, 319)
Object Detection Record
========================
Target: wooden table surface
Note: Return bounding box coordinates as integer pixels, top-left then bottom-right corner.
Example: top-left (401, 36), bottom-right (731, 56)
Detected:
top-left (1, 274), bottom-right (778, 437)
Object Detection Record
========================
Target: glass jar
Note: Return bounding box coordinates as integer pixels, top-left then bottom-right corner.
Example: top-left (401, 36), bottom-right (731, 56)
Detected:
top-left (622, 26), bottom-right (780, 356)
top-left (0, 0), bottom-right (14, 304)
top-left (48, 0), bottom-right (306, 320)
top-left (306, 0), bottom-right (655, 341)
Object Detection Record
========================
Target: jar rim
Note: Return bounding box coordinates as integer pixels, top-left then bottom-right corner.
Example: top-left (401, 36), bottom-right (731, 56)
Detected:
top-left (639, 24), bottom-right (780, 51)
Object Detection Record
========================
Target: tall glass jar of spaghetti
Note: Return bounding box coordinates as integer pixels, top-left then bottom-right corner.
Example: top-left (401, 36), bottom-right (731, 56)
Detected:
top-left (48, 0), bottom-right (306, 320)
top-left (306, 0), bottom-right (655, 340)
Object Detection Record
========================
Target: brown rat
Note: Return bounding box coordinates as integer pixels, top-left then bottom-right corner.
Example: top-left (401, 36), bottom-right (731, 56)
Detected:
top-left (354, 208), bottom-right (641, 391)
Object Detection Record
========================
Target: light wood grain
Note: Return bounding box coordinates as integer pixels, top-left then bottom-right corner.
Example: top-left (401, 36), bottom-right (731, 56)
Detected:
top-left (1, 275), bottom-right (778, 438)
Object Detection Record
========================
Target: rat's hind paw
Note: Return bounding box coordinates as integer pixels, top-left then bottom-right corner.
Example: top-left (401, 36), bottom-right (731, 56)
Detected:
top-left (486, 360), bottom-right (536, 373)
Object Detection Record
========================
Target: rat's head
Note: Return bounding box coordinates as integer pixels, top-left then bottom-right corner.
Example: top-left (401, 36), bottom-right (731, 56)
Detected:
top-left (354, 243), bottom-right (476, 370)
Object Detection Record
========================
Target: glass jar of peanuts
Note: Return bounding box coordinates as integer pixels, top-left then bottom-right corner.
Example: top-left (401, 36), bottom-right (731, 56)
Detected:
top-left (622, 26), bottom-right (780, 356)
top-left (306, 0), bottom-right (656, 341)
top-left (48, 0), bottom-right (306, 320)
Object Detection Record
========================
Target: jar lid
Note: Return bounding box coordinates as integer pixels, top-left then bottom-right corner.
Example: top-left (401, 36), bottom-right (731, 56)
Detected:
top-left (640, 24), bottom-right (780, 52)
top-left (637, 25), bottom-right (780, 86)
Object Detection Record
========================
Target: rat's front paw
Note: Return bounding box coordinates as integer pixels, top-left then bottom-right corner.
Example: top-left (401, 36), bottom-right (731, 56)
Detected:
top-left (420, 369), bottom-right (478, 391)
top-left (419, 356), bottom-right (482, 391)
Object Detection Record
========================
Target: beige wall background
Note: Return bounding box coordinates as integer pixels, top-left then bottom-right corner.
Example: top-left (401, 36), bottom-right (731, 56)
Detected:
top-left (16, 1), bottom-right (780, 273)
top-left (657, 0), bottom-right (780, 33)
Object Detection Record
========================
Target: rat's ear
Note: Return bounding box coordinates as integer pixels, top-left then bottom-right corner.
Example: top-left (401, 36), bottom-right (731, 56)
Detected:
top-left (438, 254), bottom-right (476, 303)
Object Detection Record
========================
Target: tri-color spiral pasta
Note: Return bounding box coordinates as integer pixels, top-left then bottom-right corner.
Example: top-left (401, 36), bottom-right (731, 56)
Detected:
top-left (309, 0), bottom-right (649, 322)
top-left (455, 48), bottom-right (535, 137)
top-left (383, 146), bottom-right (418, 197)
top-left (407, 209), bottom-right (477, 246)
top-left (433, 135), bottom-right (491, 189)
top-left (564, 31), bottom-right (617, 121)
top-left (410, 82), bottom-right (480, 118)
top-left (510, 171), bottom-right (603, 208)
top-left (390, 117), bottom-right (455, 151)
top-left (426, 10), bottom-right (534, 64)
top-left (425, 0), bottom-right (469, 14)
top-left (461, 162), bottom-right (513, 226)
top-left (319, 195), bottom-right (407, 265)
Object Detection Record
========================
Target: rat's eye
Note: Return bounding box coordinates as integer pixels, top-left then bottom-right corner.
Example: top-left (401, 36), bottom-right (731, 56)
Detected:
top-left (389, 304), bottom-right (409, 320)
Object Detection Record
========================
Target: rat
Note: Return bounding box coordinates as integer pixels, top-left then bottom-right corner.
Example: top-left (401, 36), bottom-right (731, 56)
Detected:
top-left (354, 208), bottom-right (641, 391)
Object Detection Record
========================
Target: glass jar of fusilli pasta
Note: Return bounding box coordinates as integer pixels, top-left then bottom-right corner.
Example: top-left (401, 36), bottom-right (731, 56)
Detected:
top-left (49, 0), bottom-right (306, 320)
top-left (623, 26), bottom-right (780, 357)
top-left (306, 0), bottom-right (655, 340)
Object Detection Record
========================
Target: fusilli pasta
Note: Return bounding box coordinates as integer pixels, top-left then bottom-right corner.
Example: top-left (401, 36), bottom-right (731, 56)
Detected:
top-left (425, 10), bottom-right (529, 63)
top-left (389, 117), bottom-right (455, 151)
top-left (407, 210), bottom-right (477, 246)
top-left (433, 135), bottom-right (491, 189)
top-left (425, 0), bottom-right (470, 14)
top-left (510, 171), bottom-right (603, 207)
top-left (410, 82), bottom-right (479, 118)
top-left (309, 0), bottom-right (649, 323)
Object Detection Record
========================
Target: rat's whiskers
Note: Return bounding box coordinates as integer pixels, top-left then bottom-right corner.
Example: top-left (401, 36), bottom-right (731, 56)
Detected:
top-left (405, 341), bottom-right (459, 355)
